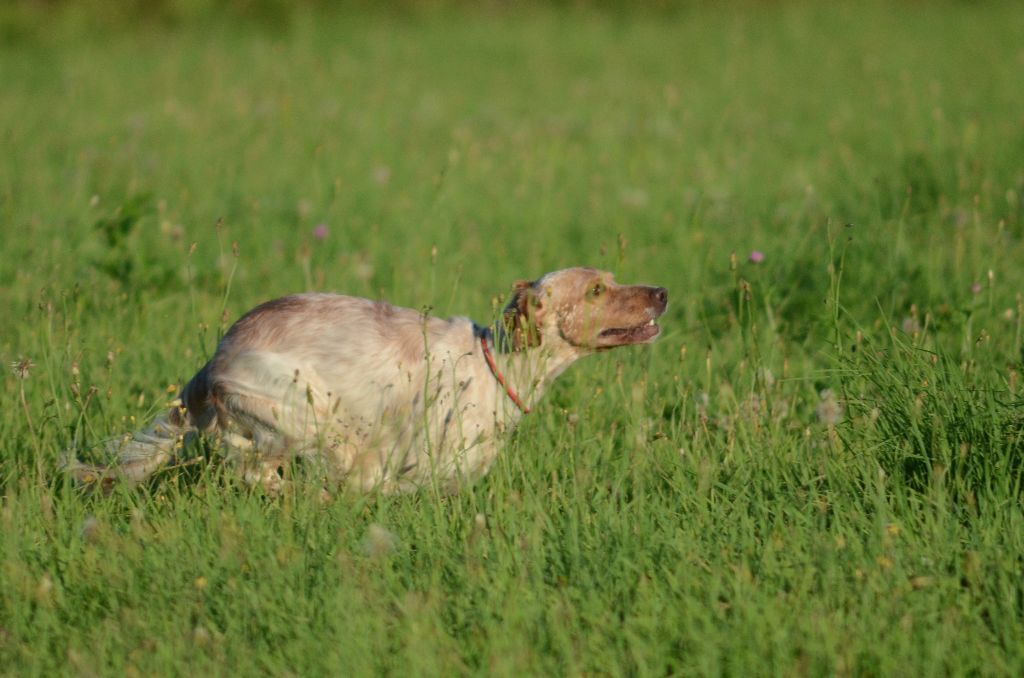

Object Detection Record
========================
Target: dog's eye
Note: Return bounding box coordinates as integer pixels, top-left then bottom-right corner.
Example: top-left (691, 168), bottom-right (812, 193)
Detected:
top-left (588, 282), bottom-right (605, 298)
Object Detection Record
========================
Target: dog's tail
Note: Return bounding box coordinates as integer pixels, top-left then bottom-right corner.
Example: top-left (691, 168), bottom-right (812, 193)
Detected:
top-left (61, 364), bottom-right (218, 490)
top-left (61, 409), bottom-right (191, 489)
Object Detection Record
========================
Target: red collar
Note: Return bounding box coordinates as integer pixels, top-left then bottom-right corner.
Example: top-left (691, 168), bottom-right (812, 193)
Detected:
top-left (480, 334), bottom-right (530, 414)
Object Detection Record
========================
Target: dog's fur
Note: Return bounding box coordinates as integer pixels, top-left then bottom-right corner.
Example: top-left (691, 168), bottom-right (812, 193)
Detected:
top-left (67, 267), bottom-right (667, 494)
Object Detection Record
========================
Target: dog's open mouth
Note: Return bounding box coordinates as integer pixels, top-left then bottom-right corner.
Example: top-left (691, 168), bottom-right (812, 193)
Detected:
top-left (596, 318), bottom-right (661, 347)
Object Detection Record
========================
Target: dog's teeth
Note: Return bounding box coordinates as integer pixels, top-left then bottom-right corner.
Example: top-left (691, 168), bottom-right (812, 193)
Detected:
top-left (647, 319), bottom-right (655, 326)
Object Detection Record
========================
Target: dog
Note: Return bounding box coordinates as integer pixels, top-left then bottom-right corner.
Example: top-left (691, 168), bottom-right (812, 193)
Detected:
top-left (67, 267), bottom-right (667, 494)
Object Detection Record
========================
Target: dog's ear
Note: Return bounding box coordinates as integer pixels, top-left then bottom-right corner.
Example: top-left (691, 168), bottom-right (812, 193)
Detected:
top-left (501, 279), bottom-right (543, 350)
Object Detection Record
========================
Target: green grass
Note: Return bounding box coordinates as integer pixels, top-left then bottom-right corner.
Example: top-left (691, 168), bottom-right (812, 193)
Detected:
top-left (2, 1), bottom-right (1024, 674)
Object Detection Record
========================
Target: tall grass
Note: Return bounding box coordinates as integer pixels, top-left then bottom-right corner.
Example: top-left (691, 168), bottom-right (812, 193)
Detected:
top-left (2, 2), bottom-right (1023, 674)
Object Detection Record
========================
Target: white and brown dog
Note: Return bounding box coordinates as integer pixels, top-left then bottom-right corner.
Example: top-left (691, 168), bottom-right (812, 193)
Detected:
top-left (68, 267), bottom-right (667, 494)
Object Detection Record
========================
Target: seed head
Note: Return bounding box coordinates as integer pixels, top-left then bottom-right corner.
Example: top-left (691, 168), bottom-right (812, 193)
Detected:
top-left (816, 388), bottom-right (843, 425)
top-left (362, 523), bottom-right (398, 558)
top-left (11, 357), bottom-right (35, 380)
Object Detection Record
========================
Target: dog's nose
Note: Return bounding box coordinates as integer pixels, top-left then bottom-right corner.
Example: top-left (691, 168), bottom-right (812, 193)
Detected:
top-left (652, 287), bottom-right (668, 306)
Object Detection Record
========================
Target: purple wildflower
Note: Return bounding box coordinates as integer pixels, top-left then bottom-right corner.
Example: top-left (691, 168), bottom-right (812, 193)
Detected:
top-left (748, 250), bottom-right (765, 264)
top-left (312, 224), bottom-right (328, 241)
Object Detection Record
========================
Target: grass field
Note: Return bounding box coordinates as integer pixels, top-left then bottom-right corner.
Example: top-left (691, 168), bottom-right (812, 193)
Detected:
top-left (2, 1), bottom-right (1024, 674)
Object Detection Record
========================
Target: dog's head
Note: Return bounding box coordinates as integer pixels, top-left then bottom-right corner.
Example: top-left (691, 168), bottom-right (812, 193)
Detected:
top-left (501, 267), bottom-right (667, 353)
